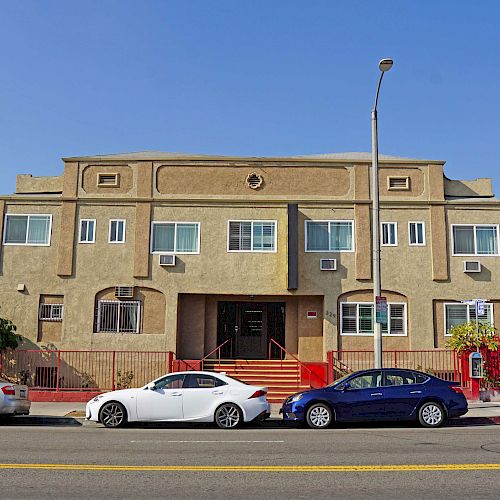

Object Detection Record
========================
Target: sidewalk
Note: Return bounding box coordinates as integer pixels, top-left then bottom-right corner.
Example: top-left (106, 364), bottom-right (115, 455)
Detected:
top-left (28, 401), bottom-right (500, 419)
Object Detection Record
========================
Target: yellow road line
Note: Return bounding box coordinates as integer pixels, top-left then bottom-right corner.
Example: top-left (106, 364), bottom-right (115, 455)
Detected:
top-left (0, 463), bottom-right (500, 472)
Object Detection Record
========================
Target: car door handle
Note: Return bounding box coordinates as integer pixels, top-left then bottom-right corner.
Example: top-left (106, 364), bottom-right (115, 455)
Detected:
top-left (212, 391), bottom-right (224, 395)
top-left (409, 390), bottom-right (422, 394)
top-left (370, 393), bottom-right (383, 396)
top-left (171, 392), bottom-right (182, 396)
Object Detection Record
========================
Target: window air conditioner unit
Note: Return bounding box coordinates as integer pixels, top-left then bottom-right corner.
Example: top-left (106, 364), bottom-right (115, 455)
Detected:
top-left (463, 261), bottom-right (481, 273)
top-left (159, 254), bottom-right (176, 266)
top-left (115, 286), bottom-right (134, 299)
top-left (320, 259), bottom-right (337, 271)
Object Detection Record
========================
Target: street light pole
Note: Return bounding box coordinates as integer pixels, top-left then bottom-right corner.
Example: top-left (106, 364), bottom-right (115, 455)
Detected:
top-left (372, 58), bottom-right (393, 369)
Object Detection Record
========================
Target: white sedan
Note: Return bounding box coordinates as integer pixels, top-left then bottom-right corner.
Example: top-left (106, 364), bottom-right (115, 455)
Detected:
top-left (86, 371), bottom-right (270, 429)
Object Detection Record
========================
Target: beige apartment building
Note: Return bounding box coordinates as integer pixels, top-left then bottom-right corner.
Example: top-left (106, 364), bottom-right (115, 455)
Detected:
top-left (0, 151), bottom-right (499, 363)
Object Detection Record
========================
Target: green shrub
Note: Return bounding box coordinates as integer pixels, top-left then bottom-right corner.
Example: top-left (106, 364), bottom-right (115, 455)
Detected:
top-left (445, 322), bottom-right (498, 354)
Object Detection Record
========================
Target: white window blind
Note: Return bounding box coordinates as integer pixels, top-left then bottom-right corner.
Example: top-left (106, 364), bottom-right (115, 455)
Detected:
top-left (445, 303), bottom-right (493, 335)
top-left (228, 221), bottom-right (276, 252)
top-left (341, 303), bottom-right (406, 336)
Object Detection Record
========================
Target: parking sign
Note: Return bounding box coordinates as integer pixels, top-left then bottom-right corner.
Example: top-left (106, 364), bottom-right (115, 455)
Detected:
top-left (477, 300), bottom-right (485, 316)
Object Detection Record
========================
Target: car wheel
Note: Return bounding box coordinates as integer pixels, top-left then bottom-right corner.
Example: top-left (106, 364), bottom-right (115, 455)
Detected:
top-left (100, 401), bottom-right (127, 428)
top-left (215, 403), bottom-right (242, 429)
top-left (418, 401), bottom-right (446, 428)
top-left (306, 403), bottom-right (332, 429)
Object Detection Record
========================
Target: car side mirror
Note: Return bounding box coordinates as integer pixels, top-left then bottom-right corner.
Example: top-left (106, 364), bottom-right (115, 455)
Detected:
top-left (342, 383), bottom-right (351, 391)
top-left (147, 382), bottom-right (157, 391)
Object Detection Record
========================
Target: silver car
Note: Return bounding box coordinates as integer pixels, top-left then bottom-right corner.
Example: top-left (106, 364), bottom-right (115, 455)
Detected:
top-left (0, 379), bottom-right (30, 417)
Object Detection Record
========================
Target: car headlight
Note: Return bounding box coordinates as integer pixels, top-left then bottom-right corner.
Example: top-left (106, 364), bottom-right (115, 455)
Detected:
top-left (290, 393), bottom-right (303, 403)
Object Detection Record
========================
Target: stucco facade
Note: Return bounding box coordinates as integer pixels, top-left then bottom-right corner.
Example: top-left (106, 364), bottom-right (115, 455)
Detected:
top-left (0, 151), bottom-right (498, 362)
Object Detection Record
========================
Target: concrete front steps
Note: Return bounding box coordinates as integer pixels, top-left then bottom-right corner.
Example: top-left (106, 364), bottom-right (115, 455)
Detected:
top-left (203, 359), bottom-right (310, 404)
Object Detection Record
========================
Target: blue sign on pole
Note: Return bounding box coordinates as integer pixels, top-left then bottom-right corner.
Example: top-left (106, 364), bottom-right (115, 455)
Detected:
top-left (477, 300), bottom-right (485, 316)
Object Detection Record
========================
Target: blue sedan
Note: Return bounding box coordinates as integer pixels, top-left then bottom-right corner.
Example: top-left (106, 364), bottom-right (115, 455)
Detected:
top-left (280, 368), bottom-right (468, 429)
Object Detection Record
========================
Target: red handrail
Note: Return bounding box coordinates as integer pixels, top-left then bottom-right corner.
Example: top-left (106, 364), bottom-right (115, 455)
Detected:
top-left (268, 338), bottom-right (327, 387)
top-left (200, 339), bottom-right (232, 370)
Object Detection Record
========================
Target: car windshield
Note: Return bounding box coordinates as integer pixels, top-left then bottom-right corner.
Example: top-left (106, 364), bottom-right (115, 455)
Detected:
top-left (327, 373), bottom-right (352, 388)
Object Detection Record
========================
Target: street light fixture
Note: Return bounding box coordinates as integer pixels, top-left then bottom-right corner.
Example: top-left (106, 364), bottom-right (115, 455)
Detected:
top-left (372, 58), bottom-right (393, 369)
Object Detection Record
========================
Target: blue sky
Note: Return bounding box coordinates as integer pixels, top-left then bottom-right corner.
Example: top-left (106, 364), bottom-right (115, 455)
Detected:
top-left (1, 1), bottom-right (499, 194)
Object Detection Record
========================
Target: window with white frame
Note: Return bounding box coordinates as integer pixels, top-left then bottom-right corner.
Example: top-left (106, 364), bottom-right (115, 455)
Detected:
top-left (305, 220), bottom-right (354, 252)
top-left (39, 304), bottom-right (64, 321)
top-left (151, 222), bottom-right (200, 253)
top-left (341, 302), bottom-right (406, 336)
top-left (228, 221), bottom-right (276, 252)
top-left (381, 222), bottom-right (398, 246)
top-left (444, 303), bottom-right (493, 336)
top-left (96, 300), bottom-right (141, 333)
top-left (3, 214), bottom-right (52, 246)
top-left (79, 219), bottom-right (96, 243)
top-left (452, 224), bottom-right (499, 256)
top-left (109, 219), bottom-right (126, 243)
top-left (409, 222), bottom-right (425, 246)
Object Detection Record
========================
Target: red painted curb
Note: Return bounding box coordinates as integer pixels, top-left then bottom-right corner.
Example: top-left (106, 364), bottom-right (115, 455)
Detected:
top-left (29, 391), bottom-right (104, 402)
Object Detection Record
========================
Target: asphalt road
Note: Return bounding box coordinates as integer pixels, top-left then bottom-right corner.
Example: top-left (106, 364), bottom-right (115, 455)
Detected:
top-left (1, 420), bottom-right (500, 499)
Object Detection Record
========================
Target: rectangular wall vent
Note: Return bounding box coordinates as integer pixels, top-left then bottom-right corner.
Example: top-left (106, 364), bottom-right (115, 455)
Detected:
top-left (159, 254), bottom-right (176, 266)
top-left (97, 173), bottom-right (119, 187)
top-left (388, 176), bottom-right (410, 190)
top-left (115, 286), bottom-right (134, 298)
top-left (320, 259), bottom-right (337, 271)
top-left (463, 260), bottom-right (481, 273)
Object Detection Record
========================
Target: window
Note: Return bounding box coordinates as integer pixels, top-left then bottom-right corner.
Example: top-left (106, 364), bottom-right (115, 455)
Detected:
top-left (228, 221), bottom-right (276, 252)
top-left (341, 302), bottom-right (406, 336)
top-left (184, 374), bottom-right (227, 388)
top-left (384, 370), bottom-right (429, 386)
top-left (381, 222), bottom-right (397, 246)
top-left (346, 371), bottom-right (382, 389)
top-left (452, 224), bottom-right (499, 256)
top-left (444, 303), bottom-right (493, 336)
top-left (79, 219), bottom-right (96, 243)
top-left (409, 222), bottom-right (425, 246)
top-left (305, 221), bottom-right (354, 252)
top-left (3, 214), bottom-right (52, 246)
top-left (109, 219), bottom-right (126, 243)
top-left (39, 304), bottom-right (64, 321)
top-left (151, 222), bottom-right (200, 254)
top-left (96, 300), bottom-right (140, 333)
top-left (97, 173), bottom-right (119, 187)
top-left (154, 374), bottom-right (186, 390)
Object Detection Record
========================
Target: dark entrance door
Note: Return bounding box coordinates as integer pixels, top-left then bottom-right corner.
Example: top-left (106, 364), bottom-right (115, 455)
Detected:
top-left (217, 302), bottom-right (285, 359)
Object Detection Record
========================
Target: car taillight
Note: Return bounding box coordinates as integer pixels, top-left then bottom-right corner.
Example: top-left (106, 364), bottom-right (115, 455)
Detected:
top-left (451, 386), bottom-right (464, 395)
top-left (1, 386), bottom-right (15, 396)
top-left (248, 390), bottom-right (267, 399)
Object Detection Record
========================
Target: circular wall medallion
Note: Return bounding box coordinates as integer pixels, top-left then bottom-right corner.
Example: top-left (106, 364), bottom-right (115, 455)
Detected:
top-left (246, 172), bottom-right (263, 189)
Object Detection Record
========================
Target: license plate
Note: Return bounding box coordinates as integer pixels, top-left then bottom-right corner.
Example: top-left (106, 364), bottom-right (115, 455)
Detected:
top-left (20, 390), bottom-right (26, 398)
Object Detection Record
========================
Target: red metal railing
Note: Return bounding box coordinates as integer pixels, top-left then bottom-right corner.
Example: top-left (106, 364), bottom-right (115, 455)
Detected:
top-left (0, 350), bottom-right (174, 391)
top-left (269, 339), bottom-right (328, 388)
top-left (329, 350), bottom-right (460, 383)
top-left (200, 339), bottom-right (232, 370)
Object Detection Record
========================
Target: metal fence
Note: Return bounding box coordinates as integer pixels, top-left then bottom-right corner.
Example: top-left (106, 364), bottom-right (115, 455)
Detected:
top-left (0, 350), bottom-right (173, 391)
top-left (328, 350), bottom-right (460, 382)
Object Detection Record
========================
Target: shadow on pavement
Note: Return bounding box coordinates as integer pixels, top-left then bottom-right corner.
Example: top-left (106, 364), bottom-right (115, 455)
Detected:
top-left (0, 416), bottom-right (82, 426)
top-left (2, 415), bottom-right (499, 429)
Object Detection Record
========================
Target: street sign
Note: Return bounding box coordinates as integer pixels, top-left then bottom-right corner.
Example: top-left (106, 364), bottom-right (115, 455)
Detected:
top-left (375, 296), bottom-right (388, 324)
top-left (476, 300), bottom-right (485, 316)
